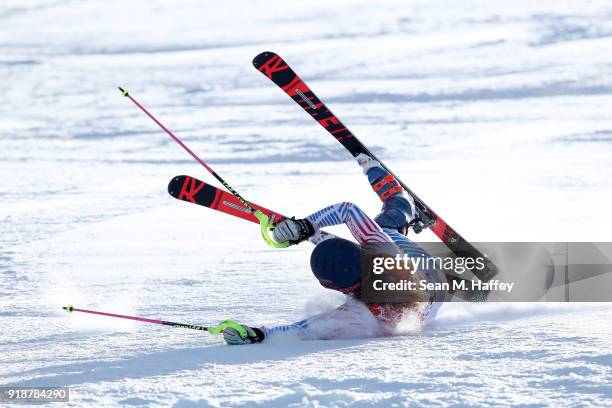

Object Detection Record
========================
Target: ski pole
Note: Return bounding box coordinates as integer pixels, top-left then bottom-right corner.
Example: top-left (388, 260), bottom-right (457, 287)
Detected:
top-left (117, 87), bottom-right (288, 248)
top-left (62, 305), bottom-right (246, 336)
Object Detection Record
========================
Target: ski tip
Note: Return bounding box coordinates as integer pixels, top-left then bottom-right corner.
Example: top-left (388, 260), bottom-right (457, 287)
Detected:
top-left (252, 51), bottom-right (277, 67)
top-left (63, 304), bottom-right (74, 313)
top-left (117, 87), bottom-right (129, 97)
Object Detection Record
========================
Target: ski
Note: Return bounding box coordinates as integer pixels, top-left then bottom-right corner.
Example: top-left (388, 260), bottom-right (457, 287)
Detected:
top-left (252, 51), bottom-right (496, 281)
top-left (168, 175), bottom-right (286, 224)
top-left (168, 175), bottom-right (335, 243)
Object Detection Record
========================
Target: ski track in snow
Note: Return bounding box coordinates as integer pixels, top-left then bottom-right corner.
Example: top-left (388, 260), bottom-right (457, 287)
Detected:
top-left (1, 0), bottom-right (611, 406)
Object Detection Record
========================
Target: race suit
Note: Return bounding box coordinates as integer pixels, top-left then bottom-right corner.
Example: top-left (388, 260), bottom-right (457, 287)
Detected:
top-left (263, 165), bottom-right (446, 339)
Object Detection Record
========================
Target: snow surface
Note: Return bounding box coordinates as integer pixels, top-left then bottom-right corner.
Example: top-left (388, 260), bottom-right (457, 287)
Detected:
top-left (1, 0), bottom-right (611, 406)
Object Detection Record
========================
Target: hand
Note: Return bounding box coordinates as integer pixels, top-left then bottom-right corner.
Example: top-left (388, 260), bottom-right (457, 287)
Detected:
top-left (272, 217), bottom-right (316, 245)
top-left (223, 324), bottom-right (265, 345)
top-left (356, 153), bottom-right (381, 175)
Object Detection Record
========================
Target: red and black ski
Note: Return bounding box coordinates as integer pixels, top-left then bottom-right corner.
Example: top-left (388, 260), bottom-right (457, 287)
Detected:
top-left (168, 175), bottom-right (338, 243)
top-left (167, 175), bottom-right (286, 224)
top-left (252, 51), bottom-right (496, 281)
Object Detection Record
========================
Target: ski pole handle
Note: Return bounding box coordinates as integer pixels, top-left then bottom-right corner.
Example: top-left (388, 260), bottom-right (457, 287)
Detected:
top-left (207, 320), bottom-right (247, 336)
top-left (254, 210), bottom-right (290, 248)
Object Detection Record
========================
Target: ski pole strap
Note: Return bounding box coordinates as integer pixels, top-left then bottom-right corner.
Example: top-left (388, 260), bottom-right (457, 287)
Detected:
top-left (254, 210), bottom-right (290, 248)
top-left (207, 319), bottom-right (247, 337)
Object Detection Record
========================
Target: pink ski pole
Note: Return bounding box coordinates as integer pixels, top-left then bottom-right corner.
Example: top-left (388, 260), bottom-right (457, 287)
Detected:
top-left (117, 87), bottom-right (289, 248)
top-left (63, 305), bottom-right (245, 336)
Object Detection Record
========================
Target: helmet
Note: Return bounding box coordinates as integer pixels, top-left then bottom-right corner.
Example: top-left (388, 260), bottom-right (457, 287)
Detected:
top-left (310, 238), bottom-right (362, 293)
top-left (374, 195), bottom-right (414, 232)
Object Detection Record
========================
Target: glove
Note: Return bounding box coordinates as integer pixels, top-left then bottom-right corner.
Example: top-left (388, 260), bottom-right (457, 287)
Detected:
top-left (356, 153), bottom-right (381, 175)
top-left (223, 324), bottom-right (265, 345)
top-left (272, 217), bottom-right (316, 245)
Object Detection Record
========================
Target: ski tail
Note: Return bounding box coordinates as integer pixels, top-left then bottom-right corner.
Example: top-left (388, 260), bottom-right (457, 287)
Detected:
top-left (168, 175), bottom-right (332, 245)
top-left (168, 175), bottom-right (285, 224)
top-left (252, 51), bottom-right (434, 224)
top-left (253, 51), bottom-right (362, 151)
top-left (252, 51), bottom-right (497, 280)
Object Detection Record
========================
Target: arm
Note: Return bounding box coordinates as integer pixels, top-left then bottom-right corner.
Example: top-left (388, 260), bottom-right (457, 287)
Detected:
top-left (220, 318), bottom-right (313, 345)
top-left (272, 201), bottom-right (394, 245)
top-left (223, 299), bottom-right (387, 345)
top-left (306, 202), bottom-right (392, 244)
top-left (262, 318), bottom-right (311, 339)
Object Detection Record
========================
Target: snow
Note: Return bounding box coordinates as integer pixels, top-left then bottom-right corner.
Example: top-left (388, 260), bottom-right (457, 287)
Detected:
top-left (1, 0), bottom-right (611, 406)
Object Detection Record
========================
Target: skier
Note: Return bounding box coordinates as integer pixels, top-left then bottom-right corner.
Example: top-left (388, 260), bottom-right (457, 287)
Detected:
top-left (222, 154), bottom-right (447, 345)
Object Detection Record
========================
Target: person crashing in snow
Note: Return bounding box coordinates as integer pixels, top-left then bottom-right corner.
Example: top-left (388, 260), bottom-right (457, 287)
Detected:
top-left (222, 153), bottom-right (447, 345)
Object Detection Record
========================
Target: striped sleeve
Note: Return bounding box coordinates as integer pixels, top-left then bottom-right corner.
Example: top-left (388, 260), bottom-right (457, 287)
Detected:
top-left (263, 319), bottom-right (310, 338)
top-left (306, 202), bottom-right (392, 244)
